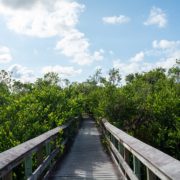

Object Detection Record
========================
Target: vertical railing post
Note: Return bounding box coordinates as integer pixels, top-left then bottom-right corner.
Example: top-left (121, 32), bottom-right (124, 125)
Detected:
top-left (124, 148), bottom-right (130, 178)
top-left (109, 133), bottom-right (112, 142)
top-left (37, 147), bottom-right (44, 166)
top-left (124, 148), bottom-right (129, 163)
top-left (118, 142), bottom-right (124, 156)
top-left (117, 142), bottom-right (123, 167)
top-left (46, 142), bottom-right (51, 155)
top-left (146, 167), bottom-right (156, 180)
top-left (118, 142), bottom-right (121, 152)
top-left (133, 155), bottom-right (141, 179)
top-left (111, 134), bottom-right (115, 145)
top-left (46, 141), bottom-right (51, 166)
top-left (25, 155), bottom-right (32, 178)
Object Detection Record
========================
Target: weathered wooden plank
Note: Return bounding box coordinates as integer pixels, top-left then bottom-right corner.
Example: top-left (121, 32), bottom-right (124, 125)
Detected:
top-left (107, 139), bottom-right (138, 180)
top-left (28, 148), bottom-right (59, 180)
top-left (48, 118), bottom-right (124, 180)
top-left (102, 119), bottom-right (180, 180)
top-left (0, 120), bottom-right (74, 178)
top-left (107, 145), bottom-right (128, 180)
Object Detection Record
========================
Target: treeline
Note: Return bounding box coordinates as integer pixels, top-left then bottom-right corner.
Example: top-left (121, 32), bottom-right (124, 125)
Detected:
top-left (0, 71), bottom-right (83, 152)
top-left (0, 65), bottom-right (179, 160)
top-left (83, 67), bottom-right (180, 160)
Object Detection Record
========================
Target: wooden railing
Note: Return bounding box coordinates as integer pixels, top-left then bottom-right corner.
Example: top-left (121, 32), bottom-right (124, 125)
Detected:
top-left (0, 117), bottom-right (81, 180)
top-left (100, 118), bottom-right (180, 180)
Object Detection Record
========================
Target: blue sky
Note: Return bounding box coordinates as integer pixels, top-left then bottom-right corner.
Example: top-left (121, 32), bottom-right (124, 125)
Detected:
top-left (0, 0), bottom-right (180, 83)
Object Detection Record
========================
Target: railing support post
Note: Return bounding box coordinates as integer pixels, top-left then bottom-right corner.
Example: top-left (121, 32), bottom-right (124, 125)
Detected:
top-left (124, 148), bottom-right (129, 164)
top-left (133, 155), bottom-right (141, 179)
top-left (37, 147), bottom-right (44, 166)
top-left (46, 142), bottom-right (51, 155)
top-left (117, 142), bottom-right (124, 170)
top-left (146, 167), bottom-right (156, 180)
top-left (46, 142), bottom-right (51, 166)
top-left (111, 134), bottom-right (115, 145)
top-left (25, 155), bottom-right (32, 178)
top-left (124, 148), bottom-right (130, 178)
top-left (118, 142), bottom-right (124, 156)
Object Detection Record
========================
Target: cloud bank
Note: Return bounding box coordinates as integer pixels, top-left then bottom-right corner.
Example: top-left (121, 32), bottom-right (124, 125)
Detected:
top-left (113, 39), bottom-right (180, 83)
top-left (0, 0), bottom-right (103, 65)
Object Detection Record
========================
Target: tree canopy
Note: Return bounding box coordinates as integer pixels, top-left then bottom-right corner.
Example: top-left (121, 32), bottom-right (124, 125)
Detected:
top-left (0, 65), bottom-right (179, 160)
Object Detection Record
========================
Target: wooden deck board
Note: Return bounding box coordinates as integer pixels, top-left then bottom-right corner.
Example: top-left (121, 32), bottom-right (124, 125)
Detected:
top-left (48, 118), bottom-right (124, 180)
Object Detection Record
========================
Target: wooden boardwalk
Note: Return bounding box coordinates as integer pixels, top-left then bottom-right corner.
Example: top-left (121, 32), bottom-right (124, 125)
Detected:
top-left (1, 118), bottom-right (180, 179)
top-left (48, 118), bottom-right (123, 180)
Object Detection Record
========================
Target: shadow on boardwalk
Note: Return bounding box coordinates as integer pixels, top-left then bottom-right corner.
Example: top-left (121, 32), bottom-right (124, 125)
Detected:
top-left (48, 117), bottom-right (123, 180)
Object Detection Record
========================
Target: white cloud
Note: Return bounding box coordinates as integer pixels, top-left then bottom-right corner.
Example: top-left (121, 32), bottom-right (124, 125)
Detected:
top-left (113, 59), bottom-right (151, 77)
top-left (1, 0), bottom-right (36, 9)
top-left (93, 49), bottom-right (104, 61)
top-left (0, 46), bottom-right (12, 63)
top-left (56, 29), bottom-right (104, 65)
top-left (0, 0), bottom-right (84, 37)
top-left (8, 64), bottom-right (35, 82)
top-left (102, 15), bottom-right (130, 24)
top-left (144, 7), bottom-right (167, 28)
top-left (42, 65), bottom-right (82, 77)
top-left (113, 39), bottom-right (179, 84)
top-left (0, 0), bottom-right (103, 65)
top-left (113, 57), bottom-right (176, 84)
top-left (115, 57), bottom-right (177, 76)
top-left (153, 40), bottom-right (180, 49)
top-left (56, 29), bottom-right (90, 65)
top-left (130, 51), bottom-right (144, 62)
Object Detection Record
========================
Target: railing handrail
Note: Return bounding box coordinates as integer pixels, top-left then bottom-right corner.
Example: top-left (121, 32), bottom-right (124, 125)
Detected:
top-left (101, 118), bottom-right (180, 180)
top-left (0, 117), bottom-right (79, 179)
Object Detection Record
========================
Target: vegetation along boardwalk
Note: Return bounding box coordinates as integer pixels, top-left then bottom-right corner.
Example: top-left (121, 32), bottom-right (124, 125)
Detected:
top-left (48, 118), bottom-right (123, 180)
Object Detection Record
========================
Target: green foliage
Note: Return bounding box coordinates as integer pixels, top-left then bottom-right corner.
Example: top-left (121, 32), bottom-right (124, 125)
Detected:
top-left (0, 66), bottom-right (179, 161)
top-left (81, 68), bottom-right (180, 160)
top-left (0, 72), bottom-right (83, 152)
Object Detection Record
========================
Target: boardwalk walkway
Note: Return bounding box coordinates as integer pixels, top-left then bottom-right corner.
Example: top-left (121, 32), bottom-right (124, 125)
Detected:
top-left (48, 118), bottom-right (123, 180)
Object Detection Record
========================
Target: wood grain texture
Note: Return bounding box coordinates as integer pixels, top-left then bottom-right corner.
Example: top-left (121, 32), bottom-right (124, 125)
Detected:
top-left (0, 122), bottom-right (70, 177)
top-left (48, 118), bottom-right (124, 180)
top-left (102, 119), bottom-right (180, 180)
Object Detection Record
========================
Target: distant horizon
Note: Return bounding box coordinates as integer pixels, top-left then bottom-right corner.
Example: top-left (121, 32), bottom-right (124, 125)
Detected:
top-left (0, 0), bottom-right (180, 83)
